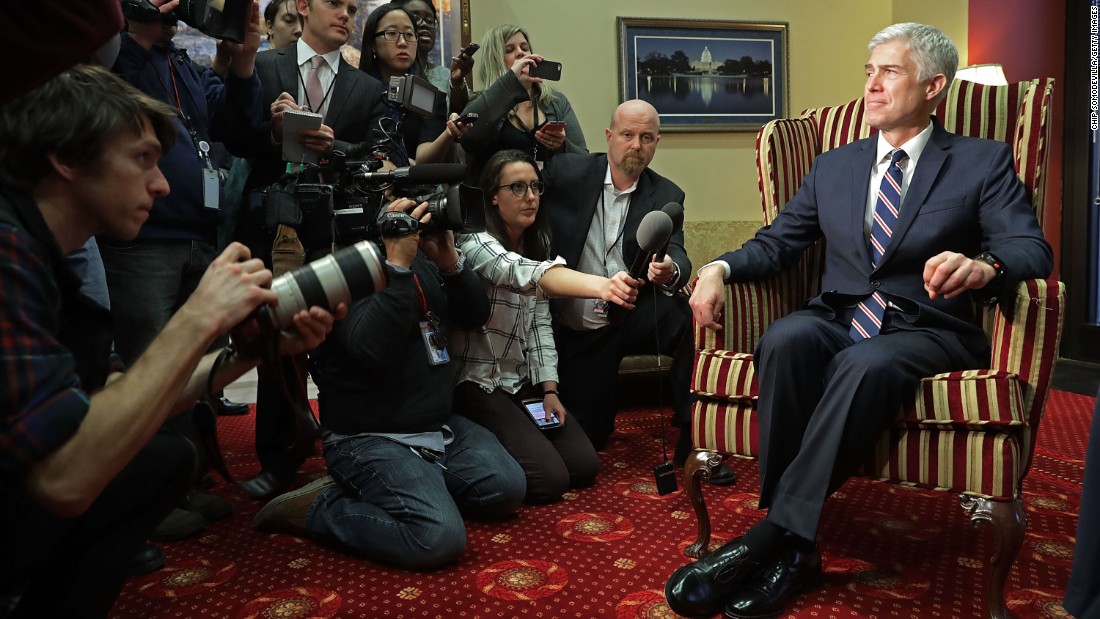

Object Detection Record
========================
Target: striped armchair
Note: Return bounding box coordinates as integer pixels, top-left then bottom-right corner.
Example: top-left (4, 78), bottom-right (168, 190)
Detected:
top-left (683, 78), bottom-right (1063, 619)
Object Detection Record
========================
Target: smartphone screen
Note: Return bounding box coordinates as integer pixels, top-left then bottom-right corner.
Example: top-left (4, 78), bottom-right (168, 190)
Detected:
top-left (522, 399), bottom-right (561, 429)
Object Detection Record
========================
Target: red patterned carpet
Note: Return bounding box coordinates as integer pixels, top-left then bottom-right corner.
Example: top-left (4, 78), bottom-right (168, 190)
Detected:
top-left (109, 390), bottom-right (1093, 619)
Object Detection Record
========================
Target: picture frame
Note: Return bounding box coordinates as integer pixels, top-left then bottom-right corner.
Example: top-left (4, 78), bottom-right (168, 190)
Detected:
top-left (617, 17), bottom-right (789, 132)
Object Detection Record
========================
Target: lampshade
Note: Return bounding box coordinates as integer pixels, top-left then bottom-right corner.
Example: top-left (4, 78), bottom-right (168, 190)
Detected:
top-left (955, 63), bottom-right (1008, 86)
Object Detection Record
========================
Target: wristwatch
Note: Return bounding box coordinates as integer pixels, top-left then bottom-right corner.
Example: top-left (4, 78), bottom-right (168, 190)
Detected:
top-left (972, 251), bottom-right (1006, 305)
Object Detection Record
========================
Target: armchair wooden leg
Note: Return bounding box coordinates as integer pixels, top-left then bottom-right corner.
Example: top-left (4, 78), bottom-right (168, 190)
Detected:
top-left (959, 495), bottom-right (1026, 619)
top-left (683, 450), bottom-right (727, 559)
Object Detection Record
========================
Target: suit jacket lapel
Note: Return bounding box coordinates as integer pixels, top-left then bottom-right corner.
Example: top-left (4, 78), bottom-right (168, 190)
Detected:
top-left (276, 50), bottom-right (299, 99)
top-left (850, 139), bottom-right (875, 249)
top-left (881, 122), bottom-right (949, 264)
top-left (325, 57), bottom-right (359, 125)
top-left (623, 170), bottom-right (656, 250)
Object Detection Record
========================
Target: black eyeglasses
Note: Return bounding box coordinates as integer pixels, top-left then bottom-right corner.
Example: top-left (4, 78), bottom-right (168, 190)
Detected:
top-left (498, 181), bottom-right (545, 197)
top-left (410, 13), bottom-right (437, 27)
top-left (375, 30), bottom-right (417, 43)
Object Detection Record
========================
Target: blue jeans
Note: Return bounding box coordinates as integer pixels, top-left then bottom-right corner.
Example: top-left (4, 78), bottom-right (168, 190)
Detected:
top-left (307, 415), bottom-right (525, 570)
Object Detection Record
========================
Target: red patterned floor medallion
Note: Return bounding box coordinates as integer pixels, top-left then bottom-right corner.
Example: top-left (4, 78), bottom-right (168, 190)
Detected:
top-left (615, 589), bottom-right (682, 619)
top-left (134, 558), bottom-right (236, 599)
top-left (476, 559), bottom-right (568, 601)
top-left (556, 512), bottom-right (635, 542)
top-left (845, 564), bottom-right (931, 600)
top-left (1024, 532), bottom-right (1076, 567)
top-left (1007, 588), bottom-right (1075, 618)
top-left (235, 586), bottom-right (341, 619)
top-left (615, 477), bottom-right (680, 500)
top-left (721, 493), bottom-right (764, 515)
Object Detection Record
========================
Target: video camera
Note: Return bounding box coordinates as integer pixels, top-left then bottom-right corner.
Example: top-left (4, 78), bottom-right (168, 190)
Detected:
top-left (121, 0), bottom-right (252, 43)
top-left (261, 150), bottom-right (484, 248)
top-left (387, 75), bottom-right (443, 119)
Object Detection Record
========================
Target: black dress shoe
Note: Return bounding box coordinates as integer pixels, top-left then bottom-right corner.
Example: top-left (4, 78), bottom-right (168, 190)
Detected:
top-left (127, 544), bottom-right (166, 576)
top-left (665, 536), bottom-right (779, 618)
top-left (240, 467), bottom-right (297, 500)
top-left (212, 397), bottom-right (250, 416)
top-left (723, 543), bottom-right (823, 619)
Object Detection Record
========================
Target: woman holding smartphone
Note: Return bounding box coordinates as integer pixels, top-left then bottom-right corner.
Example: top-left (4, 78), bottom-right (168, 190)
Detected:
top-left (358, 3), bottom-right (467, 164)
top-left (459, 24), bottom-right (587, 180)
top-left (452, 150), bottom-right (639, 504)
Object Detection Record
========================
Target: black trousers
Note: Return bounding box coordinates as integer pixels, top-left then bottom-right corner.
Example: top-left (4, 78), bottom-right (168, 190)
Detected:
top-left (1065, 387), bottom-right (1100, 619)
top-left (0, 433), bottom-right (192, 618)
top-left (453, 382), bottom-right (599, 504)
top-left (553, 287), bottom-right (694, 450)
top-left (754, 310), bottom-right (979, 541)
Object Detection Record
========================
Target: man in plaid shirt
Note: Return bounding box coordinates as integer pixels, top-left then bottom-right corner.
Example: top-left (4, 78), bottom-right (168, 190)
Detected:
top-left (0, 65), bottom-right (338, 618)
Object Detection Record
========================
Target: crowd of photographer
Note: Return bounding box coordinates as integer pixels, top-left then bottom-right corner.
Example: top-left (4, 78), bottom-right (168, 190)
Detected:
top-left (0, 0), bottom-right (700, 615)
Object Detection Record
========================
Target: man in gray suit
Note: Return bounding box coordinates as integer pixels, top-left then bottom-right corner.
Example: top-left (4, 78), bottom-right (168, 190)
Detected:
top-left (236, 0), bottom-right (389, 499)
top-left (667, 23), bottom-right (1053, 619)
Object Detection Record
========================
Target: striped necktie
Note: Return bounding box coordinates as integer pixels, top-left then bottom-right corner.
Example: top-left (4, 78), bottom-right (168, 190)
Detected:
top-left (849, 148), bottom-right (907, 341)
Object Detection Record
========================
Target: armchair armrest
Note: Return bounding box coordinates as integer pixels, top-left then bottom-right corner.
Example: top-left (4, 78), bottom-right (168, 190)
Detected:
top-left (986, 278), bottom-right (1065, 426)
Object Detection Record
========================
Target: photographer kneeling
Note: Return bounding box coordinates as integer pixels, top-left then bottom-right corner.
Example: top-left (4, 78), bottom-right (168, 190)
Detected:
top-left (0, 65), bottom-right (341, 619)
top-left (254, 198), bottom-right (525, 570)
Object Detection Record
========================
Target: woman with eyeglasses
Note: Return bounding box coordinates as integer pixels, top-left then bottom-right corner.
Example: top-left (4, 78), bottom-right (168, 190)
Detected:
top-left (357, 3), bottom-right (467, 165)
top-left (459, 24), bottom-right (587, 181)
top-left (393, 0), bottom-right (474, 116)
top-left (452, 150), bottom-right (640, 504)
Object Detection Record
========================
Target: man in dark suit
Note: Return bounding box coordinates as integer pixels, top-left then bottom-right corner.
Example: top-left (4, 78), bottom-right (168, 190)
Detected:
top-left (667, 23), bottom-right (1053, 619)
top-left (236, 0), bottom-right (389, 499)
top-left (540, 99), bottom-right (696, 455)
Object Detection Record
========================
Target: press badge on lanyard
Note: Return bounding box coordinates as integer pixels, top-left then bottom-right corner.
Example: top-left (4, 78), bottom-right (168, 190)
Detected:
top-left (197, 138), bottom-right (220, 210)
top-left (413, 275), bottom-right (449, 366)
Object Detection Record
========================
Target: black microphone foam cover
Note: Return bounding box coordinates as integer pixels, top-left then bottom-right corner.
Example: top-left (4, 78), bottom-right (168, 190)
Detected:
top-left (406, 163), bottom-right (467, 184)
top-left (660, 202), bottom-right (684, 232)
top-left (636, 210), bottom-right (674, 252)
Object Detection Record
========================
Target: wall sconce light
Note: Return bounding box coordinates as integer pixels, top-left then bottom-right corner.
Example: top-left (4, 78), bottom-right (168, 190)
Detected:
top-left (955, 63), bottom-right (1008, 85)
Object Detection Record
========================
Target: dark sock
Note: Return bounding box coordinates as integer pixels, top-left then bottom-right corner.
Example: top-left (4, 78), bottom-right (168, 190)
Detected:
top-left (785, 530), bottom-right (817, 553)
top-left (743, 520), bottom-right (786, 552)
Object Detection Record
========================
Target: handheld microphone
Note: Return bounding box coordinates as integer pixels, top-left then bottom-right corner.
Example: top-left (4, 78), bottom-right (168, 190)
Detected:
top-left (653, 202), bottom-right (684, 264)
top-left (356, 163), bottom-right (466, 185)
top-left (609, 210), bottom-right (673, 325)
top-left (626, 210), bottom-right (675, 279)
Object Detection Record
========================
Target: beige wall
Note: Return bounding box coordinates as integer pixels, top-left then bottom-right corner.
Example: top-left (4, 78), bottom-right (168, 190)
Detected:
top-left (467, 1), bottom-right (968, 227)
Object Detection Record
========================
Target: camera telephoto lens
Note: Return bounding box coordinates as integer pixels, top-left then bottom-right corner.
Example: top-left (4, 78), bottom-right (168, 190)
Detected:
top-left (262, 240), bottom-right (387, 329)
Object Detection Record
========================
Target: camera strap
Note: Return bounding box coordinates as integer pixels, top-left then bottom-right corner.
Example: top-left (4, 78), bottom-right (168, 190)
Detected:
top-left (413, 274), bottom-right (450, 366)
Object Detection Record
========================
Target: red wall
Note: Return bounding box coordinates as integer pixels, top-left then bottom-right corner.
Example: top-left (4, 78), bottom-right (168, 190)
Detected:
top-left (968, 0), bottom-right (1066, 275)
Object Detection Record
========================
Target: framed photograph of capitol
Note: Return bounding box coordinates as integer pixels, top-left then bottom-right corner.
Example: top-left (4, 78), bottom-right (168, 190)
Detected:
top-left (617, 17), bottom-right (789, 132)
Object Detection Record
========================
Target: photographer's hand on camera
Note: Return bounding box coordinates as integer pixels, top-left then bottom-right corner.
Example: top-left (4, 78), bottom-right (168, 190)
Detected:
top-left (420, 228), bottom-right (460, 274)
top-left (212, 1), bottom-right (262, 79)
top-left (445, 114), bottom-right (474, 141)
top-left (381, 198), bottom-right (428, 269)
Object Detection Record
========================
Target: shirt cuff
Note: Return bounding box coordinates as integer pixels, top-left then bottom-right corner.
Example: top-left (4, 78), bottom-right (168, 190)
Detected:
top-left (699, 260), bottom-right (731, 281)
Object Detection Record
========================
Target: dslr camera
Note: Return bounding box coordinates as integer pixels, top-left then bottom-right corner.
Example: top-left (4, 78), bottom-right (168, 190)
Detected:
top-left (121, 0), bottom-right (252, 43)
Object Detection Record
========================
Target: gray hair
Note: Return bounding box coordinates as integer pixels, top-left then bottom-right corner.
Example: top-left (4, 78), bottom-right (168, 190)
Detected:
top-left (868, 23), bottom-right (958, 99)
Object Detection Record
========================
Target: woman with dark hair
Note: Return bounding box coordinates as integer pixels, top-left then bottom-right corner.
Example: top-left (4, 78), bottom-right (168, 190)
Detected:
top-left (357, 3), bottom-right (467, 165)
top-left (392, 0), bottom-right (473, 116)
top-left (262, 0), bottom-right (301, 50)
top-left (452, 150), bottom-right (639, 503)
top-left (459, 24), bottom-right (586, 179)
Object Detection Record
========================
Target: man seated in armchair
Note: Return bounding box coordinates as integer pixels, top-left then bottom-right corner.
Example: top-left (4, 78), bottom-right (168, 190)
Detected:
top-left (666, 22), bottom-right (1053, 619)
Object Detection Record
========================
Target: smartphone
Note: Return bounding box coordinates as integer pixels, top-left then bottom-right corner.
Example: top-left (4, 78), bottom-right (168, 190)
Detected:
top-left (455, 112), bottom-right (479, 125)
top-left (544, 120), bottom-right (566, 127)
top-left (529, 60), bottom-right (562, 81)
top-left (460, 42), bottom-right (480, 58)
top-left (521, 398), bottom-right (562, 430)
